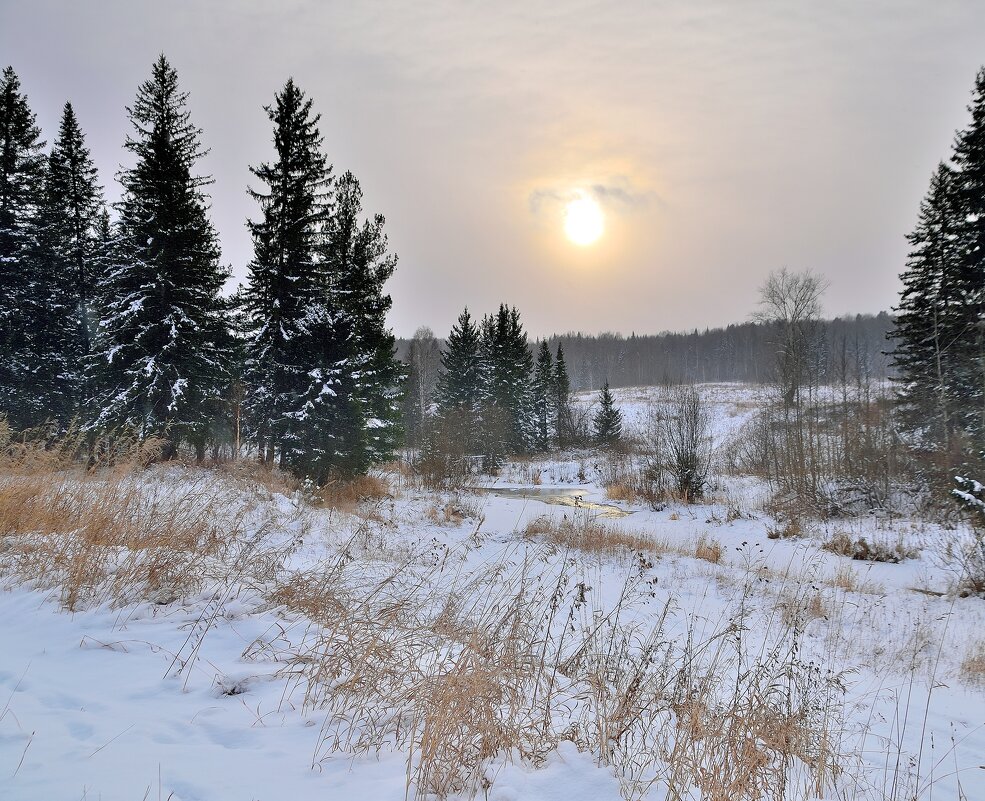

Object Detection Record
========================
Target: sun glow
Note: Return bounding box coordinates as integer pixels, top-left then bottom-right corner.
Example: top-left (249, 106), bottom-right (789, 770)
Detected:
top-left (563, 193), bottom-right (604, 246)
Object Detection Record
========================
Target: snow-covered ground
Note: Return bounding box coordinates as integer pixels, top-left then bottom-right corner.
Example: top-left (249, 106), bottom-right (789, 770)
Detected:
top-left (2, 384), bottom-right (984, 800)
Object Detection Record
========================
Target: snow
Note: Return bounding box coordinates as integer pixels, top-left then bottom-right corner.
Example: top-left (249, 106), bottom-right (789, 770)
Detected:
top-left (2, 383), bottom-right (985, 800)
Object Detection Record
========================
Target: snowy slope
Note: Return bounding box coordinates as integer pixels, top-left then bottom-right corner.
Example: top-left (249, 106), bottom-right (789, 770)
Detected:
top-left (1, 385), bottom-right (984, 801)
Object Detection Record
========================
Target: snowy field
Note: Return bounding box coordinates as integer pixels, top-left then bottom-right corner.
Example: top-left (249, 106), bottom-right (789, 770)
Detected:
top-left (2, 383), bottom-right (984, 801)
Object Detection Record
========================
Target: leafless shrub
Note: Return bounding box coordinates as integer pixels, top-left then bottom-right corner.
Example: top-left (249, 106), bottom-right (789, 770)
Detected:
top-left (821, 531), bottom-right (918, 564)
top-left (663, 385), bottom-right (712, 502)
top-left (960, 641), bottom-right (985, 686)
top-left (767, 518), bottom-right (804, 540)
top-left (599, 445), bottom-right (668, 510)
top-left (939, 526), bottom-right (985, 596)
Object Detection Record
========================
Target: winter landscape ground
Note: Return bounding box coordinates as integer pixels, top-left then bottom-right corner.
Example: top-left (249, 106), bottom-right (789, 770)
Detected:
top-left (2, 383), bottom-right (983, 801)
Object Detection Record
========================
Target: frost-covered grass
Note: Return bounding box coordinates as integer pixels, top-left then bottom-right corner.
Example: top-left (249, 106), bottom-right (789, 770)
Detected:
top-left (1, 385), bottom-right (984, 800)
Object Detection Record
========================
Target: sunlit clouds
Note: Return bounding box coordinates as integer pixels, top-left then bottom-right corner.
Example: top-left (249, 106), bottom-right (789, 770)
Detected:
top-left (4, 1), bottom-right (985, 335)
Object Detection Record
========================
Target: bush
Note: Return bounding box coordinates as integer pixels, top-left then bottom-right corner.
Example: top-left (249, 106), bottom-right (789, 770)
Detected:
top-left (663, 385), bottom-right (711, 502)
top-left (821, 531), bottom-right (918, 563)
top-left (951, 476), bottom-right (985, 594)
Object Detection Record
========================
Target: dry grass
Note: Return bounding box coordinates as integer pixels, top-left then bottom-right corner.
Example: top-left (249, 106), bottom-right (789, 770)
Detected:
top-left (217, 459), bottom-right (300, 498)
top-left (777, 585), bottom-right (829, 629)
top-left (694, 534), bottom-right (724, 564)
top-left (0, 438), bottom-right (271, 611)
top-left (525, 516), bottom-right (728, 569)
top-left (426, 492), bottom-right (483, 526)
top-left (315, 473), bottom-right (392, 513)
top-left (523, 514), bottom-right (670, 559)
top-left (960, 641), bottom-right (985, 687)
top-left (264, 539), bottom-right (850, 801)
top-left (766, 518), bottom-right (803, 540)
top-left (0, 431), bottom-right (960, 801)
top-left (605, 480), bottom-right (639, 503)
top-left (825, 563), bottom-right (884, 595)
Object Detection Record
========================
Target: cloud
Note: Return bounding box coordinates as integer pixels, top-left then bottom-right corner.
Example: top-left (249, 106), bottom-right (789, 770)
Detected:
top-left (528, 177), bottom-right (657, 216)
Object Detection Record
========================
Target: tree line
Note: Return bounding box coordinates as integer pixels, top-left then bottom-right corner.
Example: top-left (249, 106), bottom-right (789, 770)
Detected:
top-left (397, 313), bottom-right (893, 395)
top-left (0, 57), bottom-right (401, 482)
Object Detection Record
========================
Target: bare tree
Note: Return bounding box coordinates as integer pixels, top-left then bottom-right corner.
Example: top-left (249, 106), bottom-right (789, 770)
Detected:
top-left (663, 385), bottom-right (712, 501)
top-left (404, 326), bottom-right (441, 446)
top-left (753, 268), bottom-right (828, 408)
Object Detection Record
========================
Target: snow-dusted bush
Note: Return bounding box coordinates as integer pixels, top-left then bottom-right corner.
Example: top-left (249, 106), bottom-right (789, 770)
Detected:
top-left (949, 476), bottom-right (985, 594)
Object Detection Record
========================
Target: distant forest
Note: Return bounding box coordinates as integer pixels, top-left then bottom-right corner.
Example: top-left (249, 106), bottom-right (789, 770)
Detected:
top-left (397, 312), bottom-right (894, 392)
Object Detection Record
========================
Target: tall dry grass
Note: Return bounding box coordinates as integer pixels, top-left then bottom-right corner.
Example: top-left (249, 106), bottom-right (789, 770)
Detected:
top-left (250, 508), bottom-right (874, 801)
top-left (0, 429), bottom-right (967, 801)
top-left (0, 434), bottom-right (271, 611)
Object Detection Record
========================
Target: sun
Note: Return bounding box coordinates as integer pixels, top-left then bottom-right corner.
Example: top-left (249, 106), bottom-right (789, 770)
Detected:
top-left (563, 193), bottom-right (604, 246)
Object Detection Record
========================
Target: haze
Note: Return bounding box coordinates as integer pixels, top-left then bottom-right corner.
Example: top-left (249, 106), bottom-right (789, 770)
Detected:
top-left (2, 0), bottom-right (984, 337)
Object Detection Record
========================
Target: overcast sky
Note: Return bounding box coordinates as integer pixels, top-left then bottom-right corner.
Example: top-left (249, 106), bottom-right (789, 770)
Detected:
top-left (3, 1), bottom-right (985, 337)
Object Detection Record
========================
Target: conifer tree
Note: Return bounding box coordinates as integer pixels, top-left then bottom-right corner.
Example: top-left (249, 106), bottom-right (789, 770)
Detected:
top-left (476, 312), bottom-right (507, 467)
top-left (321, 170), bottom-right (403, 473)
top-left (0, 66), bottom-right (45, 429)
top-left (87, 56), bottom-right (229, 457)
top-left (431, 309), bottom-right (484, 458)
top-left (890, 163), bottom-right (965, 457)
top-left (224, 285), bottom-right (249, 460)
top-left (436, 309), bottom-right (483, 415)
top-left (532, 340), bottom-right (554, 450)
top-left (891, 66), bottom-right (985, 466)
top-left (593, 381), bottom-right (622, 446)
top-left (31, 102), bottom-right (102, 426)
top-left (951, 66), bottom-right (985, 454)
top-left (240, 78), bottom-right (338, 475)
top-left (553, 341), bottom-right (575, 448)
top-left (484, 304), bottom-right (535, 454)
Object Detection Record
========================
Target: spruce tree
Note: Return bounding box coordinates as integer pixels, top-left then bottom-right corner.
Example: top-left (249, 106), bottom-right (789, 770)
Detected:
top-left (891, 66), bottom-right (985, 466)
top-left (485, 304), bottom-right (535, 454)
top-left (241, 78), bottom-right (338, 475)
top-left (45, 103), bottom-right (102, 355)
top-left (951, 66), bottom-right (985, 455)
top-left (0, 66), bottom-right (45, 429)
top-left (436, 309), bottom-right (483, 415)
top-left (87, 56), bottom-right (229, 457)
top-left (321, 170), bottom-right (403, 473)
top-left (890, 163), bottom-right (965, 457)
top-left (431, 308), bottom-right (484, 461)
top-left (532, 340), bottom-right (553, 450)
top-left (31, 102), bottom-right (103, 427)
top-left (593, 381), bottom-right (622, 447)
top-left (553, 342), bottom-right (575, 448)
top-left (476, 311), bottom-right (507, 467)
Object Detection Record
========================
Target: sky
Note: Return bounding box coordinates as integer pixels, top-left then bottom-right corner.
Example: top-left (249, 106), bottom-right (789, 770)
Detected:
top-left (2, 0), bottom-right (985, 338)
